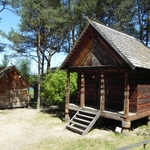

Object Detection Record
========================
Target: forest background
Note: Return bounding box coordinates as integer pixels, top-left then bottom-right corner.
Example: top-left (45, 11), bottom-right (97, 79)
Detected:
top-left (0, 0), bottom-right (149, 108)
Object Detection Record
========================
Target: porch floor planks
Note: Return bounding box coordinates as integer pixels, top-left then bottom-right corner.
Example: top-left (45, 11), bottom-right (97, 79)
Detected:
top-left (67, 103), bottom-right (150, 122)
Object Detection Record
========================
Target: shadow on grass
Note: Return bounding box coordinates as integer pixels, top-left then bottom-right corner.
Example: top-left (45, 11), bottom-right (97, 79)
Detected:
top-left (29, 100), bottom-right (148, 134)
top-left (40, 105), bottom-right (65, 122)
top-left (29, 98), bottom-right (37, 109)
top-left (29, 99), bottom-right (65, 121)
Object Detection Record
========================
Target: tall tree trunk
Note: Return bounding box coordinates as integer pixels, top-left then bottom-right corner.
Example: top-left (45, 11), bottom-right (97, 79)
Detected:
top-left (137, 0), bottom-right (143, 41)
top-left (147, 7), bottom-right (150, 46)
top-left (37, 29), bottom-right (41, 109)
top-left (72, 24), bottom-right (75, 46)
top-left (41, 53), bottom-right (44, 75)
top-left (47, 46), bottom-right (52, 72)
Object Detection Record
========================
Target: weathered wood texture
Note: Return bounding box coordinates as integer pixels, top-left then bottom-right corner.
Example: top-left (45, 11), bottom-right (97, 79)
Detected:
top-left (62, 28), bottom-right (127, 68)
top-left (0, 67), bottom-right (30, 108)
top-left (128, 71), bottom-right (137, 112)
top-left (80, 73), bottom-right (85, 107)
top-left (76, 72), bottom-right (98, 105)
top-left (74, 69), bottom-right (150, 114)
top-left (129, 69), bottom-right (150, 113)
top-left (0, 88), bottom-right (29, 108)
top-left (105, 72), bottom-right (124, 111)
top-left (137, 84), bottom-right (150, 112)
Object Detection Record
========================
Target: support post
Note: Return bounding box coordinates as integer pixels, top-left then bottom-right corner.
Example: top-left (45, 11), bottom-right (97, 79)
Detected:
top-left (122, 72), bottom-right (131, 132)
top-left (124, 72), bottom-right (130, 118)
top-left (80, 72), bottom-right (85, 107)
top-left (100, 72), bottom-right (105, 111)
top-left (65, 70), bottom-right (70, 121)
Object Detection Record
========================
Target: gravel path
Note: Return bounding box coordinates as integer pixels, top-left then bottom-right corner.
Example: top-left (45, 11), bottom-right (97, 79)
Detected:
top-left (0, 108), bottom-right (80, 150)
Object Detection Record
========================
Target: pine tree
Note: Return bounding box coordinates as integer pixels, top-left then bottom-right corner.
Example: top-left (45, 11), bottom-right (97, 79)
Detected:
top-left (135, 0), bottom-right (150, 46)
top-left (6, 0), bottom-right (70, 108)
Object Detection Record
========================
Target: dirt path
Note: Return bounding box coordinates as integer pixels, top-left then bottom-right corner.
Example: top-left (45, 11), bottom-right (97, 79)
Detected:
top-left (0, 108), bottom-right (103, 150)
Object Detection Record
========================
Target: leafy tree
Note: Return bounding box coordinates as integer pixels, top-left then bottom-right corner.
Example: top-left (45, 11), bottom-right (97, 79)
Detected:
top-left (41, 69), bottom-right (77, 106)
top-left (4, 0), bottom-right (70, 109)
top-left (29, 74), bottom-right (38, 85)
top-left (6, 0), bottom-right (69, 72)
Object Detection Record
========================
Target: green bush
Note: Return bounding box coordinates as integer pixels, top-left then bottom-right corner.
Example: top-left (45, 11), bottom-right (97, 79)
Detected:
top-left (41, 69), bottom-right (77, 106)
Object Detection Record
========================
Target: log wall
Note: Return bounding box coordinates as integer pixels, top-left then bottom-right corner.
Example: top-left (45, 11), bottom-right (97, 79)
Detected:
top-left (128, 72), bottom-right (137, 112)
top-left (0, 67), bottom-right (30, 108)
top-left (74, 69), bottom-right (150, 114)
top-left (84, 73), bottom-right (97, 105)
top-left (137, 85), bottom-right (150, 112)
top-left (105, 72), bottom-right (124, 111)
top-left (128, 69), bottom-right (150, 113)
top-left (76, 72), bottom-right (99, 105)
top-left (0, 88), bottom-right (29, 108)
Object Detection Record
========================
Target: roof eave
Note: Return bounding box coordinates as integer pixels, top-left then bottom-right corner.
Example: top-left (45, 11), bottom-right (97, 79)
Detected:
top-left (60, 22), bottom-right (91, 69)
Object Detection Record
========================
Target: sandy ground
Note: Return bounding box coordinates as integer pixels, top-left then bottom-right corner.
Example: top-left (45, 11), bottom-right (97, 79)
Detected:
top-left (0, 108), bottom-right (146, 150)
top-left (0, 108), bottom-right (113, 150)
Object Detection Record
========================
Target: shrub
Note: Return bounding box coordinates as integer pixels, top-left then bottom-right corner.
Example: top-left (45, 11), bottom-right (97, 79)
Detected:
top-left (41, 69), bottom-right (77, 106)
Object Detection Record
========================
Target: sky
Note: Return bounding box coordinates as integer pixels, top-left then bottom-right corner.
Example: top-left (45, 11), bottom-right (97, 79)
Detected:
top-left (0, 8), bottom-right (67, 74)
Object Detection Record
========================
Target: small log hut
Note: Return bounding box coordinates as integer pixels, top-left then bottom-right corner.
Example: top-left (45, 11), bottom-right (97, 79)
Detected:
top-left (61, 18), bottom-right (150, 132)
top-left (0, 66), bottom-right (30, 108)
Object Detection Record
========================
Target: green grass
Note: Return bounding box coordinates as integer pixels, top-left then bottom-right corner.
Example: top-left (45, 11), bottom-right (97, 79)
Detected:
top-left (23, 132), bottom-right (150, 150)
top-left (22, 115), bottom-right (150, 150)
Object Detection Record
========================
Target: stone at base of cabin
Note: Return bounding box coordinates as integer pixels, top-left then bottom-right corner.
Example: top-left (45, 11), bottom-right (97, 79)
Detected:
top-left (65, 113), bottom-right (70, 122)
top-left (121, 121), bottom-right (131, 135)
top-left (122, 128), bottom-right (130, 135)
top-left (122, 120), bottom-right (131, 129)
top-left (147, 116), bottom-right (150, 126)
top-left (147, 122), bottom-right (150, 126)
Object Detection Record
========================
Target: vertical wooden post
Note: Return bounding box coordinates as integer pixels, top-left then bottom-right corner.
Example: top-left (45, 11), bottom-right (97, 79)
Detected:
top-left (124, 72), bottom-right (130, 118)
top-left (80, 72), bottom-right (85, 107)
top-left (100, 72), bottom-right (105, 111)
top-left (65, 70), bottom-right (70, 121)
top-left (122, 72), bottom-right (131, 131)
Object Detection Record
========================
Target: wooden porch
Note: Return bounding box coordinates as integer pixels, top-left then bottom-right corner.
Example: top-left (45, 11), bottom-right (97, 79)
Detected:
top-left (64, 70), bottom-right (150, 134)
top-left (67, 102), bottom-right (150, 122)
top-left (67, 103), bottom-right (140, 121)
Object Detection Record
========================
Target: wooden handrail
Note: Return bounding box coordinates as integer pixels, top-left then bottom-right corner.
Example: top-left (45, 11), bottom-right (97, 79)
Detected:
top-left (116, 139), bottom-right (150, 150)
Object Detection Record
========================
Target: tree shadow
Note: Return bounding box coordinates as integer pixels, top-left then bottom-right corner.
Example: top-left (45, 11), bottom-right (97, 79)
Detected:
top-left (96, 118), bottom-right (121, 132)
top-left (95, 117), bottom-right (148, 133)
top-left (40, 105), bottom-right (65, 122)
top-left (29, 98), bottom-right (37, 109)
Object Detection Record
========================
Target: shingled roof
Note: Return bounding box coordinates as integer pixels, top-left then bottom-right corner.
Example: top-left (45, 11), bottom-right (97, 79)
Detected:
top-left (0, 66), bottom-right (12, 79)
top-left (88, 19), bottom-right (150, 70)
top-left (62, 19), bottom-right (150, 70)
top-left (0, 66), bottom-right (30, 86)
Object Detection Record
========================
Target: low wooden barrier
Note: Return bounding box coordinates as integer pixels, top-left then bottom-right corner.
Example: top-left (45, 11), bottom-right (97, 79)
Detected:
top-left (116, 139), bottom-right (150, 150)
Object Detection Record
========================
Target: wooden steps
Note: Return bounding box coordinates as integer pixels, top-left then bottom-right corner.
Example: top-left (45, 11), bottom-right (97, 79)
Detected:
top-left (65, 107), bottom-right (100, 135)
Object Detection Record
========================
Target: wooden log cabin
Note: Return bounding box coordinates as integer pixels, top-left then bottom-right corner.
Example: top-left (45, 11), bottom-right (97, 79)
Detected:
top-left (61, 18), bottom-right (150, 135)
top-left (0, 66), bottom-right (30, 108)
